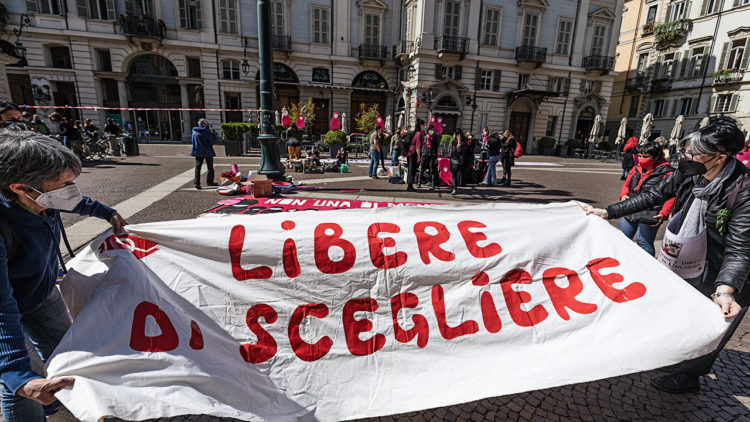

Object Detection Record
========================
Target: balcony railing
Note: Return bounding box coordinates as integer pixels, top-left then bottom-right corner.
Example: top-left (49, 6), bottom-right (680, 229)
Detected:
top-left (713, 69), bottom-right (745, 84)
top-left (119, 14), bottom-right (166, 38)
top-left (651, 79), bottom-right (672, 92)
top-left (654, 19), bottom-right (692, 44)
top-left (392, 40), bottom-right (414, 59)
top-left (515, 46), bottom-right (547, 63)
top-left (583, 55), bottom-right (615, 72)
top-left (625, 76), bottom-right (646, 91)
top-left (272, 35), bottom-right (291, 51)
top-left (434, 35), bottom-right (469, 54)
top-left (359, 44), bottom-right (388, 60)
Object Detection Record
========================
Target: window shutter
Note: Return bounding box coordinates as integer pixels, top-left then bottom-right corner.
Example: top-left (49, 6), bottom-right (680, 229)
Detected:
top-left (454, 65), bottom-right (462, 80)
top-left (435, 64), bottom-right (443, 80)
top-left (475, 67), bottom-right (482, 90)
top-left (730, 94), bottom-right (739, 112)
top-left (492, 70), bottom-right (501, 92)
top-left (77, 0), bottom-right (89, 18)
top-left (710, 95), bottom-right (717, 112)
top-left (665, 4), bottom-right (673, 21)
top-left (690, 97), bottom-right (700, 115)
top-left (719, 42), bottom-right (729, 69)
top-left (652, 61), bottom-right (661, 80)
top-left (125, 0), bottom-right (135, 15)
top-left (685, 1), bottom-right (693, 17)
top-left (679, 57), bottom-right (689, 78)
top-left (741, 38), bottom-right (750, 69)
top-left (699, 46), bottom-right (708, 75)
top-left (25, 0), bottom-right (38, 13)
top-left (178, 0), bottom-right (187, 28)
top-left (563, 78), bottom-right (571, 95)
top-left (670, 99), bottom-right (677, 116)
top-left (196, 0), bottom-right (203, 29)
top-left (106, 0), bottom-right (115, 20)
top-left (734, 0), bottom-right (741, 7)
top-left (700, 0), bottom-right (709, 15)
top-left (673, 52), bottom-right (682, 78)
top-left (548, 77), bottom-right (555, 92)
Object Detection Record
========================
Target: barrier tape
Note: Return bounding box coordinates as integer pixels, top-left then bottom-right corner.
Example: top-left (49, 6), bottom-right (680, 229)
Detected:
top-left (18, 105), bottom-right (264, 112)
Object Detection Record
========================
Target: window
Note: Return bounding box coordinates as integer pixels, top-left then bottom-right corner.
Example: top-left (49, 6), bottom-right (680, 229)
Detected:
top-left (271, 0), bottom-right (284, 36)
top-left (312, 7), bottom-right (329, 44)
top-left (219, 0), bottom-right (238, 34)
top-left (222, 60), bottom-right (240, 80)
top-left (78, 0), bottom-right (115, 20)
top-left (668, 1), bottom-right (686, 21)
top-left (483, 8), bottom-right (501, 46)
top-left (546, 116), bottom-right (557, 136)
top-left (628, 95), bottom-right (641, 118)
top-left (178, 0), bottom-right (202, 30)
top-left (125, 0), bottom-right (155, 16)
top-left (445, 0), bottom-right (461, 37)
top-left (548, 76), bottom-right (570, 94)
top-left (704, 0), bottom-right (719, 15)
top-left (646, 5), bottom-right (657, 24)
top-left (653, 99), bottom-right (665, 117)
top-left (742, 0), bottom-right (750, 5)
top-left (636, 53), bottom-right (649, 76)
top-left (405, 6), bottom-right (415, 41)
top-left (727, 39), bottom-right (746, 70)
top-left (479, 112), bottom-right (489, 131)
top-left (224, 92), bottom-right (242, 122)
top-left (518, 74), bottom-right (529, 89)
top-left (95, 49), bottom-right (112, 71)
top-left (590, 24), bottom-right (606, 56)
top-left (661, 53), bottom-right (675, 78)
top-left (480, 70), bottom-right (493, 90)
top-left (27, 0), bottom-right (63, 15)
top-left (555, 19), bottom-right (573, 55)
top-left (50, 46), bottom-right (72, 69)
top-left (438, 65), bottom-right (462, 80)
top-left (581, 80), bottom-right (602, 94)
top-left (312, 68), bottom-right (330, 82)
top-left (679, 98), bottom-right (693, 116)
top-left (186, 57), bottom-right (201, 78)
top-left (365, 13), bottom-right (380, 45)
top-left (715, 94), bottom-right (733, 112)
top-left (688, 47), bottom-right (704, 77)
top-left (522, 13), bottom-right (539, 46)
top-left (100, 78), bottom-right (119, 105)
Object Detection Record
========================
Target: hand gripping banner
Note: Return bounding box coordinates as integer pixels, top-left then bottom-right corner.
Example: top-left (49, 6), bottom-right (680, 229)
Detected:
top-left (47, 202), bottom-right (728, 421)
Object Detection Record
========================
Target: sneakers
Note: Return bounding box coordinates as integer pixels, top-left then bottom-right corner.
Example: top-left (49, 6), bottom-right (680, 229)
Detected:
top-left (450, 189), bottom-right (457, 195)
top-left (651, 373), bottom-right (700, 394)
top-left (47, 406), bottom-right (79, 421)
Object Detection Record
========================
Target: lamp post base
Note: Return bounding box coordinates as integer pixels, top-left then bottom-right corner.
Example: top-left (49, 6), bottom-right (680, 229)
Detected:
top-left (258, 134), bottom-right (285, 179)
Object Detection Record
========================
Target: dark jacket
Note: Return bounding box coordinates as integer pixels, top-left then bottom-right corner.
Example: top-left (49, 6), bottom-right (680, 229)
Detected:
top-left (621, 160), bottom-right (676, 219)
top-left (487, 137), bottom-right (502, 156)
top-left (501, 136), bottom-right (517, 163)
top-left (191, 126), bottom-right (216, 157)
top-left (421, 133), bottom-right (438, 156)
top-left (450, 142), bottom-right (468, 166)
top-left (622, 147), bottom-right (638, 171)
top-left (58, 121), bottom-right (78, 140)
top-left (407, 131), bottom-right (422, 157)
top-left (606, 159), bottom-right (750, 305)
top-left (463, 137), bottom-right (475, 168)
top-left (0, 197), bottom-right (116, 393)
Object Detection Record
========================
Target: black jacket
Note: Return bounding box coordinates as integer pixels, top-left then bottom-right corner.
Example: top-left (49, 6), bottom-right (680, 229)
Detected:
top-left (59, 121), bottom-right (79, 140)
top-left (450, 142), bottom-right (468, 166)
top-left (606, 159), bottom-right (750, 305)
top-left (622, 147), bottom-right (637, 170)
top-left (501, 136), bottom-right (517, 163)
top-left (487, 137), bottom-right (502, 156)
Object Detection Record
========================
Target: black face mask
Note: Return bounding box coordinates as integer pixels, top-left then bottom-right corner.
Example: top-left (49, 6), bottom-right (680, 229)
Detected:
top-left (678, 155), bottom-right (720, 177)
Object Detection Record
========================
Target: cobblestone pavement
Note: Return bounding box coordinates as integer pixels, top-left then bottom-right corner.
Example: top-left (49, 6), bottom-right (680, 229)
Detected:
top-left (56, 145), bottom-right (749, 420)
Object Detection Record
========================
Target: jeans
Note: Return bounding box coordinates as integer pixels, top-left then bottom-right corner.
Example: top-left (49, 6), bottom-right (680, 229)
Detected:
top-left (419, 155), bottom-right (437, 187)
top-left (391, 149), bottom-right (401, 166)
top-left (369, 149), bottom-right (380, 177)
top-left (194, 156), bottom-right (215, 186)
top-left (483, 155), bottom-right (500, 186)
top-left (62, 136), bottom-right (72, 150)
top-left (618, 217), bottom-right (660, 256)
top-left (501, 156), bottom-right (513, 183)
top-left (450, 163), bottom-right (461, 190)
top-left (1, 289), bottom-right (72, 422)
top-left (406, 155), bottom-right (419, 187)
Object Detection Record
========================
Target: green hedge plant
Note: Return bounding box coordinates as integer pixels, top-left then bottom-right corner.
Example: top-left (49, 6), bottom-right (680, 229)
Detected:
top-left (538, 136), bottom-right (557, 148)
top-left (324, 130), bottom-right (347, 145)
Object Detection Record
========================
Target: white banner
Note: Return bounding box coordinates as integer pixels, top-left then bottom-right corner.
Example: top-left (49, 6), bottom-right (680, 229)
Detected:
top-left (48, 202), bottom-right (728, 421)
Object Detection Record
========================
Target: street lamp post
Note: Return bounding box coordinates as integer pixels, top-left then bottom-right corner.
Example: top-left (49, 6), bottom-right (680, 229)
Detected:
top-left (466, 94), bottom-right (477, 133)
top-left (256, 0), bottom-right (285, 178)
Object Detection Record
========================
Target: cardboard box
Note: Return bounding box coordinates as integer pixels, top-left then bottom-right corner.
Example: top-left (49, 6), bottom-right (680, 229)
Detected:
top-left (243, 175), bottom-right (273, 197)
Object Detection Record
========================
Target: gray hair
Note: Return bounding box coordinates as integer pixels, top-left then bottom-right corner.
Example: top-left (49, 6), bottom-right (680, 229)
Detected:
top-left (0, 129), bottom-right (81, 199)
top-left (198, 118), bottom-right (208, 126)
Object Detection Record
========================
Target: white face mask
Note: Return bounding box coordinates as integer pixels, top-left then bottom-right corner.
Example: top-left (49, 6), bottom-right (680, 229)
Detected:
top-left (27, 184), bottom-right (82, 211)
top-left (428, 130), bottom-right (435, 136)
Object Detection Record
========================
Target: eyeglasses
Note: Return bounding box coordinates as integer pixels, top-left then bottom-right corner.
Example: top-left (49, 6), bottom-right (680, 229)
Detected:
top-left (678, 148), bottom-right (696, 159)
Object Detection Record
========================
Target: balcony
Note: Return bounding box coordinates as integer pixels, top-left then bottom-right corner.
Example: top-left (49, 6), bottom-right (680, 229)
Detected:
top-left (434, 35), bottom-right (469, 56)
top-left (651, 79), bottom-right (672, 93)
top-left (713, 69), bottom-right (745, 84)
top-left (625, 76), bottom-right (646, 91)
top-left (359, 44), bottom-right (388, 60)
top-left (392, 40), bottom-right (414, 59)
top-left (272, 35), bottom-right (291, 51)
top-left (119, 14), bottom-right (166, 39)
top-left (654, 19), bottom-right (692, 45)
top-left (515, 46), bottom-right (547, 66)
top-left (582, 55), bottom-right (615, 73)
top-left (642, 22), bottom-right (655, 36)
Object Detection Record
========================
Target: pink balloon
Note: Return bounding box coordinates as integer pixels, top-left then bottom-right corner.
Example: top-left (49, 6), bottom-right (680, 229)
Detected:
top-left (330, 113), bottom-right (341, 131)
top-left (282, 115), bottom-right (291, 127)
top-left (296, 114), bottom-right (305, 129)
top-left (375, 116), bottom-right (385, 131)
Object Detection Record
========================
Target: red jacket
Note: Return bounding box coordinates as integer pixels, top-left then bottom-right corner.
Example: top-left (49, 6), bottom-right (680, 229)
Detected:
top-left (620, 159), bottom-right (675, 217)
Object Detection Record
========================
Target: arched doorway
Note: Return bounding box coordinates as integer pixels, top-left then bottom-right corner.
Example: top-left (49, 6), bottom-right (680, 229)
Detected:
top-left (574, 106), bottom-right (597, 142)
top-left (508, 98), bottom-right (534, 152)
top-left (255, 63), bottom-right (299, 112)
top-left (432, 95), bottom-right (460, 134)
top-left (350, 71), bottom-right (388, 133)
top-left (126, 53), bottom-right (182, 141)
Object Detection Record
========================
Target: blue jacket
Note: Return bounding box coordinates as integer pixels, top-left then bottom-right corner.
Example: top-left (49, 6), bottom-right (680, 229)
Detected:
top-left (191, 126), bottom-right (215, 157)
top-left (0, 197), bottom-right (116, 394)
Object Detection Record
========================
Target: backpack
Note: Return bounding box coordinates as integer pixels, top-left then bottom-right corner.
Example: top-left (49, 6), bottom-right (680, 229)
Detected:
top-left (514, 142), bottom-right (524, 158)
top-left (0, 217), bottom-right (17, 260)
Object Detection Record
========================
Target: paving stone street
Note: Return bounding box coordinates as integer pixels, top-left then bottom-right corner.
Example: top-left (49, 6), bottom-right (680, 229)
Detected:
top-left (60, 144), bottom-right (750, 421)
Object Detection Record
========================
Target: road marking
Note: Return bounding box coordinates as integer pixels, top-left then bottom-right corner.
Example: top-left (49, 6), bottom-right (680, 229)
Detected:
top-left (64, 167), bottom-right (201, 256)
top-left (514, 167), bottom-right (621, 175)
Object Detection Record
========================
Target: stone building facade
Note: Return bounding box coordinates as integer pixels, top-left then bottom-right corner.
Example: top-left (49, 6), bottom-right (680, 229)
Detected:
top-left (1, 0), bottom-right (622, 150)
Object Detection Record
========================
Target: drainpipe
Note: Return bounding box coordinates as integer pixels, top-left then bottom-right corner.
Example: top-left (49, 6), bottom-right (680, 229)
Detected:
top-left (476, 0), bottom-right (483, 56)
top-left (695, 0), bottom-right (724, 120)
top-left (569, 0), bottom-right (582, 67)
top-left (619, 0), bottom-right (644, 114)
top-left (67, 36), bottom-right (84, 120)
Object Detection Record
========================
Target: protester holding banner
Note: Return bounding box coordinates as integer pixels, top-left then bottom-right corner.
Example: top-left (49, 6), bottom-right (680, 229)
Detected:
top-left (405, 119), bottom-right (425, 192)
top-left (0, 129), bottom-right (127, 421)
top-left (617, 141), bottom-right (675, 256)
top-left (589, 116), bottom-right (750, 394)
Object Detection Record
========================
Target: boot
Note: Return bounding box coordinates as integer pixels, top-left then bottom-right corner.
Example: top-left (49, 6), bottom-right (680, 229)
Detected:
top-left (651, 373), bottom-right (700, 394)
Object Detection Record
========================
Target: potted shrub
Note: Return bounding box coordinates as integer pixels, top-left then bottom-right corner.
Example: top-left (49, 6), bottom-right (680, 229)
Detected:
top-left (537, 136), bottom-right (556, 155)
top-left (220, 122), bottom-right (248, 157)
top-left (598, 140), bottom-right (614, 152)
top-left (324, 130), bottom-right (347, 158)
top-left (566, 138), bottom-right (582, 156)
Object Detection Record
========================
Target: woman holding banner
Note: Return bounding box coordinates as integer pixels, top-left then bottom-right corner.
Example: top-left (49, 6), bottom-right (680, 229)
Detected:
top-left (588, 116), bottom-right (750, 394)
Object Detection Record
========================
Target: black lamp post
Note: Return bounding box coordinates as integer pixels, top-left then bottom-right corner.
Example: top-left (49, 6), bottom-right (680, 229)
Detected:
top-left (407, 64), bottom-right (415, 80)
top-left (256, 0), bottom-right (284, 178)
top-left (12, 14), bottom-right (31, 65)
top-left (466, 94), bottom-right (477, 133)
top-left (241, 37), bottom-right (250, 76)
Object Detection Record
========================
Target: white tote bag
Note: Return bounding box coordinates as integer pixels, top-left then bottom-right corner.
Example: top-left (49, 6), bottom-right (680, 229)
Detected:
top-left (657, 210), bottom-right (707, 279)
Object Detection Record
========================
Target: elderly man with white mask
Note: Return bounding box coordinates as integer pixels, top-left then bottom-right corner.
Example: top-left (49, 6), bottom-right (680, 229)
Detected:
top-left (0, 129), bottom-right (126, 421)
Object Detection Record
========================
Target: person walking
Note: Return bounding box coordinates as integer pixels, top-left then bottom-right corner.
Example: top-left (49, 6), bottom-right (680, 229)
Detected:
top-left (405, 119), bottom-right (425, 192)
top-left (500, 130), bottom-right (517, 186)
top-left (450, 129), bottom-right (468, 195)
top-left (617, 141), bottom-right (675, 255)
top-left (481, 133), bottom-right (502, 186)
top-left (418, 124), bottom-right (439, 190)
top-left (368, 126), bottom-right (384, 179)
top-left (621, 136), bottom-right (639, 180)
top-left (191, 118), bottom-right (216, 190)
top-left (285, 124), bottom-right (301, 160)
top-left (390, 127), bottom-right (403, 166)
top-left (0, 129), bottom-right (127, 422)
top-left (104, 118), bottom-right (122, 156)
top-left (588, 117), bottom-right (750, 394)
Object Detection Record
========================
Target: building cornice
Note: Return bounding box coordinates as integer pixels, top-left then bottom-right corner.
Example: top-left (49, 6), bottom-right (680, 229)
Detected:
top-left (727, 26), bottom-right (750, 38)
top-left (688, 36), bottom-right (713, 45)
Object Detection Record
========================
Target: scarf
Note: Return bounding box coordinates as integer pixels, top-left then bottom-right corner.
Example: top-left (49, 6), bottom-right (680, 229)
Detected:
top-left (678, 159), bottom-right (737, 237)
